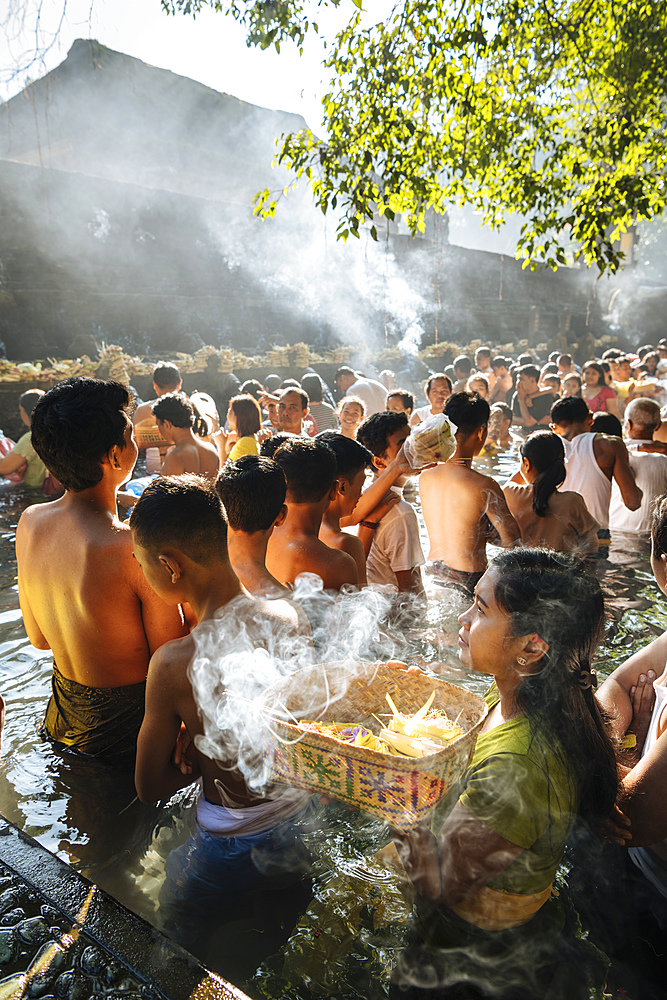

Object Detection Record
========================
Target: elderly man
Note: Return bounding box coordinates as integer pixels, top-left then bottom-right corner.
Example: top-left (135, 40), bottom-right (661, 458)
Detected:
top-left (334, 367), bottom-right (387, 415)
top-left (277, 387), bottom-right (311, 436)
top-left (609, 398), bottom-right (667, 533)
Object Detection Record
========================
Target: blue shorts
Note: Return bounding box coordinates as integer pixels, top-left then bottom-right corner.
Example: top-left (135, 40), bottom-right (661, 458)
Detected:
top-left (159, 804), bottom-right (314, 947)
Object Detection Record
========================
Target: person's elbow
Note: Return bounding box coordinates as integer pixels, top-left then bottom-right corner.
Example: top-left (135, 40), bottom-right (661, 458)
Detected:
top-left (134, 767), bottom-right (160, 804)
top-left (625, 488), bottom-right (643, 511)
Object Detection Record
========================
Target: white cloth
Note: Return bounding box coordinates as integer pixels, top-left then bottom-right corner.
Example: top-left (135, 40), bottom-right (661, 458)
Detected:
top-left (365, 488), bottom-right (425, 587)
top-left (411, 404), bottom-right (434, 425)
top-left (346, 378), bottom-right (388, 415)
top-left (609, 441), bottom-right (667, 532)
top-left (197, 786), bottom-right (309, 836)
top-left (562, 432), bottom-right (611, 528)
top-left (629, 680), bottom-right (667, 896)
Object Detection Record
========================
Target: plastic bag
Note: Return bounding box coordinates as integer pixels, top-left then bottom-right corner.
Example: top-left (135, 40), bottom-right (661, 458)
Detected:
top-left (403, 413), bottom-right (457, 468)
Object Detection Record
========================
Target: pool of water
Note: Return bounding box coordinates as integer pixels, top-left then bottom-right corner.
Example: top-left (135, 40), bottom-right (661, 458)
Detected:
top-left (0, 448), bottom-right (662, 999)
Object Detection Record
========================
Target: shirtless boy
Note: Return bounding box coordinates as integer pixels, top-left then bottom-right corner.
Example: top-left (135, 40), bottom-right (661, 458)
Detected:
top-left (129, 476), bottom-right (310, 951)
top-left (265, 438), bottom-right (358, 590)
top-left (215, 455), bottom-right (291, 598)
top-left (153, 392), bottom-right (220, 480)
top-left (16, 377), bottom-right (188, 764)
top-left (132, 362), bottom-right (182, 472)
top-left (419, 391), bottom-right (520, 593)
top-left (317, 432), bottom-right (373, 586)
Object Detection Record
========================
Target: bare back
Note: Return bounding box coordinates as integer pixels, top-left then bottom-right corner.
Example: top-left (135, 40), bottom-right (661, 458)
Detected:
top-left (16, 497), bottom-right (188, 688)
top-left (419, 462), bottom-right (519, 572)
top-left (266, 527), bottom-right (358, 590)
top-left (161, 437), bottom-right (220, 481)
top-left (319, 523), bottom-right (367, 586)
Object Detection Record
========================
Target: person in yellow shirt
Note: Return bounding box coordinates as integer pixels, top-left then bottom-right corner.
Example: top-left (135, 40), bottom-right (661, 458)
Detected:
top-left (226, 394), bottom-right (262, 462)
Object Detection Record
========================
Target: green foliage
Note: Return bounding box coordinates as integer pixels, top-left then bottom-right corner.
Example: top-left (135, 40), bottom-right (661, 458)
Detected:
top-left (167, 0), bottom-right (667, 274)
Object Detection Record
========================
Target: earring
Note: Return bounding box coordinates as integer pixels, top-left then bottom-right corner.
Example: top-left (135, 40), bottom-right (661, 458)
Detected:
top-left (517, 656), bottom-right (527, 666)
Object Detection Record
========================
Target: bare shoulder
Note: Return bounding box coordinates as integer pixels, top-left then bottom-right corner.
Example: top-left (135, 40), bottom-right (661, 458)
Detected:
top-left (253, 597), bottom-right (301, 631)
top-left (149, 632), bottom-right (196, 679)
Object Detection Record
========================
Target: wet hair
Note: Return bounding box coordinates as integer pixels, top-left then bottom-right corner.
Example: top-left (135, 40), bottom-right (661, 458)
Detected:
top-left (387, 390), bottom-right (415, 412)
top-left (216, 455), bottom-right (286, 532)
top-left (264, 374), bottom-right (281, 393)
top-left (31, 378), bottom-right (131, 492)
top-left (518, 353), bottom-right (534, 366)
top-left (625, 396), bottom-right (661, 430)
top-left (517, 363), bottom-right (541, 382)
top-left (557, 354), bottom-right (573, 366)
top-left (601, 348), bottom-right (623, 360)
top-left (279, 387), bottom-right (309, 410)
top-left (273, 438), bottom-right (337, 503)
top-left (491, 548), bottom-right (618, 827)
top-left (521, 431), bottom-right (566, 517)
top-left (152, 363), bottom-right (181, 390)
top-left (240, 379), bottom-right (264, 400)
top-left (591, 412), bottom-right (623, 437)
top-left (357, 410), bottom-right (408, 458)
top-left (651, 494), bottom-right (667, 558)
top-left (229, 394), bottom-right (262, 437)
top-left (301, 373), bottom-right (325, 403)
top-left (260, 432), bottom-right (295, 459)
top-left (130, 474), bottom-right (227, 565)
top-left (453, 355), bottom-right (472, 376)
top-left (153, 393), bottom-right (208, 436)
top-left (550, 395), bottom-right (590, 426)
top-left (316, 431), bottom-right (372, 480)
top-left (491, 402), bottom-right (512, 423)
top-left (443, 391), bottom-right (490, 438)
top-left (425, 373), bottom-right (452, 395)
top-left (491, 356), bottom-right (509, 371)
top-left (18, 389), bottom-right (44, 418)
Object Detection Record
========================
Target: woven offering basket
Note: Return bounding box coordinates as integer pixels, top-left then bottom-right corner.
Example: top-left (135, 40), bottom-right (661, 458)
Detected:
top-left (262, 661), bottom-right (487, 831)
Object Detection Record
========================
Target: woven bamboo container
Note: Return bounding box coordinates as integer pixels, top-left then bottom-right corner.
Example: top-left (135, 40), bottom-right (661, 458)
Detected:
top-left (262, 661), bottom-right (487, 831)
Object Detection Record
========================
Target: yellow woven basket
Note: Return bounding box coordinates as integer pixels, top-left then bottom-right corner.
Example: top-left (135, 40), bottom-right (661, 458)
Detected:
top-left (262, 661), bottom-right (487, 831)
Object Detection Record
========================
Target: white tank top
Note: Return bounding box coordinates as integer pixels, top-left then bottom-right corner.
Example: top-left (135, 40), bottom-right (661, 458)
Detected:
top-left (562, 433), bottom-right (610, 528)
top-left (628, 680), bottom-right (667, 896)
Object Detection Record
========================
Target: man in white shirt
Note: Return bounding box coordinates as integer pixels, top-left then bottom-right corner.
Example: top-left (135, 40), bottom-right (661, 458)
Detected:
top-left (610, 398), bottom-right (667, 533)
top-left (356, 411), bottom-right (425, 594)
top-left (409, 373), bottom-right (453, 426)
top-left (335, 367), bottom-right (387, 415)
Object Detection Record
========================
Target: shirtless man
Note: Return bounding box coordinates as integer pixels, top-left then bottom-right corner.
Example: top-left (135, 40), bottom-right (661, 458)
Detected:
top-left (550, 396), bottom-right (642, 537)
top-left (129, 476), bottom-right (310, 952)
top-left (16, 377), bottom-right (188, 764)
top-left (265, 438), bottom-right (358, 590)
top-left (511, 364), bottom-right (556, 432)
top-left (153, 393), bottom-right (220, 480)
top-left (132, 362), bottom-right (182, 472)
top-left (488, 357), bottom-right (513, 405)
top-left (317, 432), bottom-right (372, 586)
top-left (215, 455), bottom-right (291, 598)
top-left (419, 391), bottom-right (520, 593)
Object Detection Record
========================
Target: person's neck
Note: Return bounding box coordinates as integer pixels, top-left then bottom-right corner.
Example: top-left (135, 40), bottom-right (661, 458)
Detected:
top-left (449, 438), bottom-right (479, 465)
top-left (226, 530), bottom-right (287, 596)
top-left (627, 427), bottom-right (653, 441)
top-left (171, 427), bottom-right (196, 445)
top-left (558, 423), bottom-right (590, 441)
top-left (493, 672), bottom-right (524, 716)
top-left (283, 499), bottom-right (327, 537)
top-left (63, 476), bottom-right (124, 517)
top-left (187, 564), bottom-right (244, 623)
top-left (322, 505), bottom-right (342, 532)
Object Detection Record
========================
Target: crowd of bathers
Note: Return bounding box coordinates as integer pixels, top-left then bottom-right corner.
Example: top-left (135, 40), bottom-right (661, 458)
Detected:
top-left (1, 335), bottom-right (667, 998)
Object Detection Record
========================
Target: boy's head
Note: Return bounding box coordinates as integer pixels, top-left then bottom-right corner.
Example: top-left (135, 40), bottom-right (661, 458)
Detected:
top-left (216, 455), bottom-right (287, 533)
top-left (130, 475), bottom-right (229, 600)
top-left (444, 391), bottom-right (490, 446)
top-left (31, 377), bottom-right (134, 492)
top-left (357, 411), bottom-right (409, 472)
top-left (474, 347), bottom-right (492, 369)
top-left (488, 403), bottom-right (512, 441)
top-left (386, 390), bottom-right (415, 416)
top-left (453, 355), bottom-right (472, 379)
top-left (152, 363), bottom-right (182, 394)
top-left (273, 438), bottom-right (337, 504)
top-left (550, 395), bottom-right (591, 430)
top-left (317, 431), bottom-right (372, 516)
top-left (491, 356), bottom-right (509, 375)
top-left (260, 432), bottom-right (295, 458)
top-left (516, 364), bottom-right (541, 391)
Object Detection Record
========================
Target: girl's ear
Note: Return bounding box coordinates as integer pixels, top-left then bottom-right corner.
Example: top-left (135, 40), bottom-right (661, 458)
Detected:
top-left (518, 633), bottom-right (549, 667)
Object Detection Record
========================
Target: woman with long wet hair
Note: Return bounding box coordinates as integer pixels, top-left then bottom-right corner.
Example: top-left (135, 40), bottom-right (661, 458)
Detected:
top-left (503, 431), bottom-right (599, 553)
top-left (391, 549), bottom-right (617, 998)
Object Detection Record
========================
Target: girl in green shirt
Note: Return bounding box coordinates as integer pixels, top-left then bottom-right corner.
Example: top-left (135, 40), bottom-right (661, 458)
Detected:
top-left (392, 548), bottom-right (618, 998)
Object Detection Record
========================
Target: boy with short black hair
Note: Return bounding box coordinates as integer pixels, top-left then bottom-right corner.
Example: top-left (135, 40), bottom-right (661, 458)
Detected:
top-left (216, 455), bottom-right (290, 597)
top-left (356, 412), bottom-right (425, 594)
top-left (265, 438), bottom-right (358, 590)
top-left (419, 391), bottom-right (520, 593)
top-left (317, 432), bottom-right (373, 585)
top-left (129, 474), bottom-right (310, 954)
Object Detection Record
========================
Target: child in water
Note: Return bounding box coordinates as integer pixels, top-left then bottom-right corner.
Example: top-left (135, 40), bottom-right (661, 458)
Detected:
top-left (503, 430), bottom-right (599, 554)
top-left (390, 548), bottom-right (617, 998)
